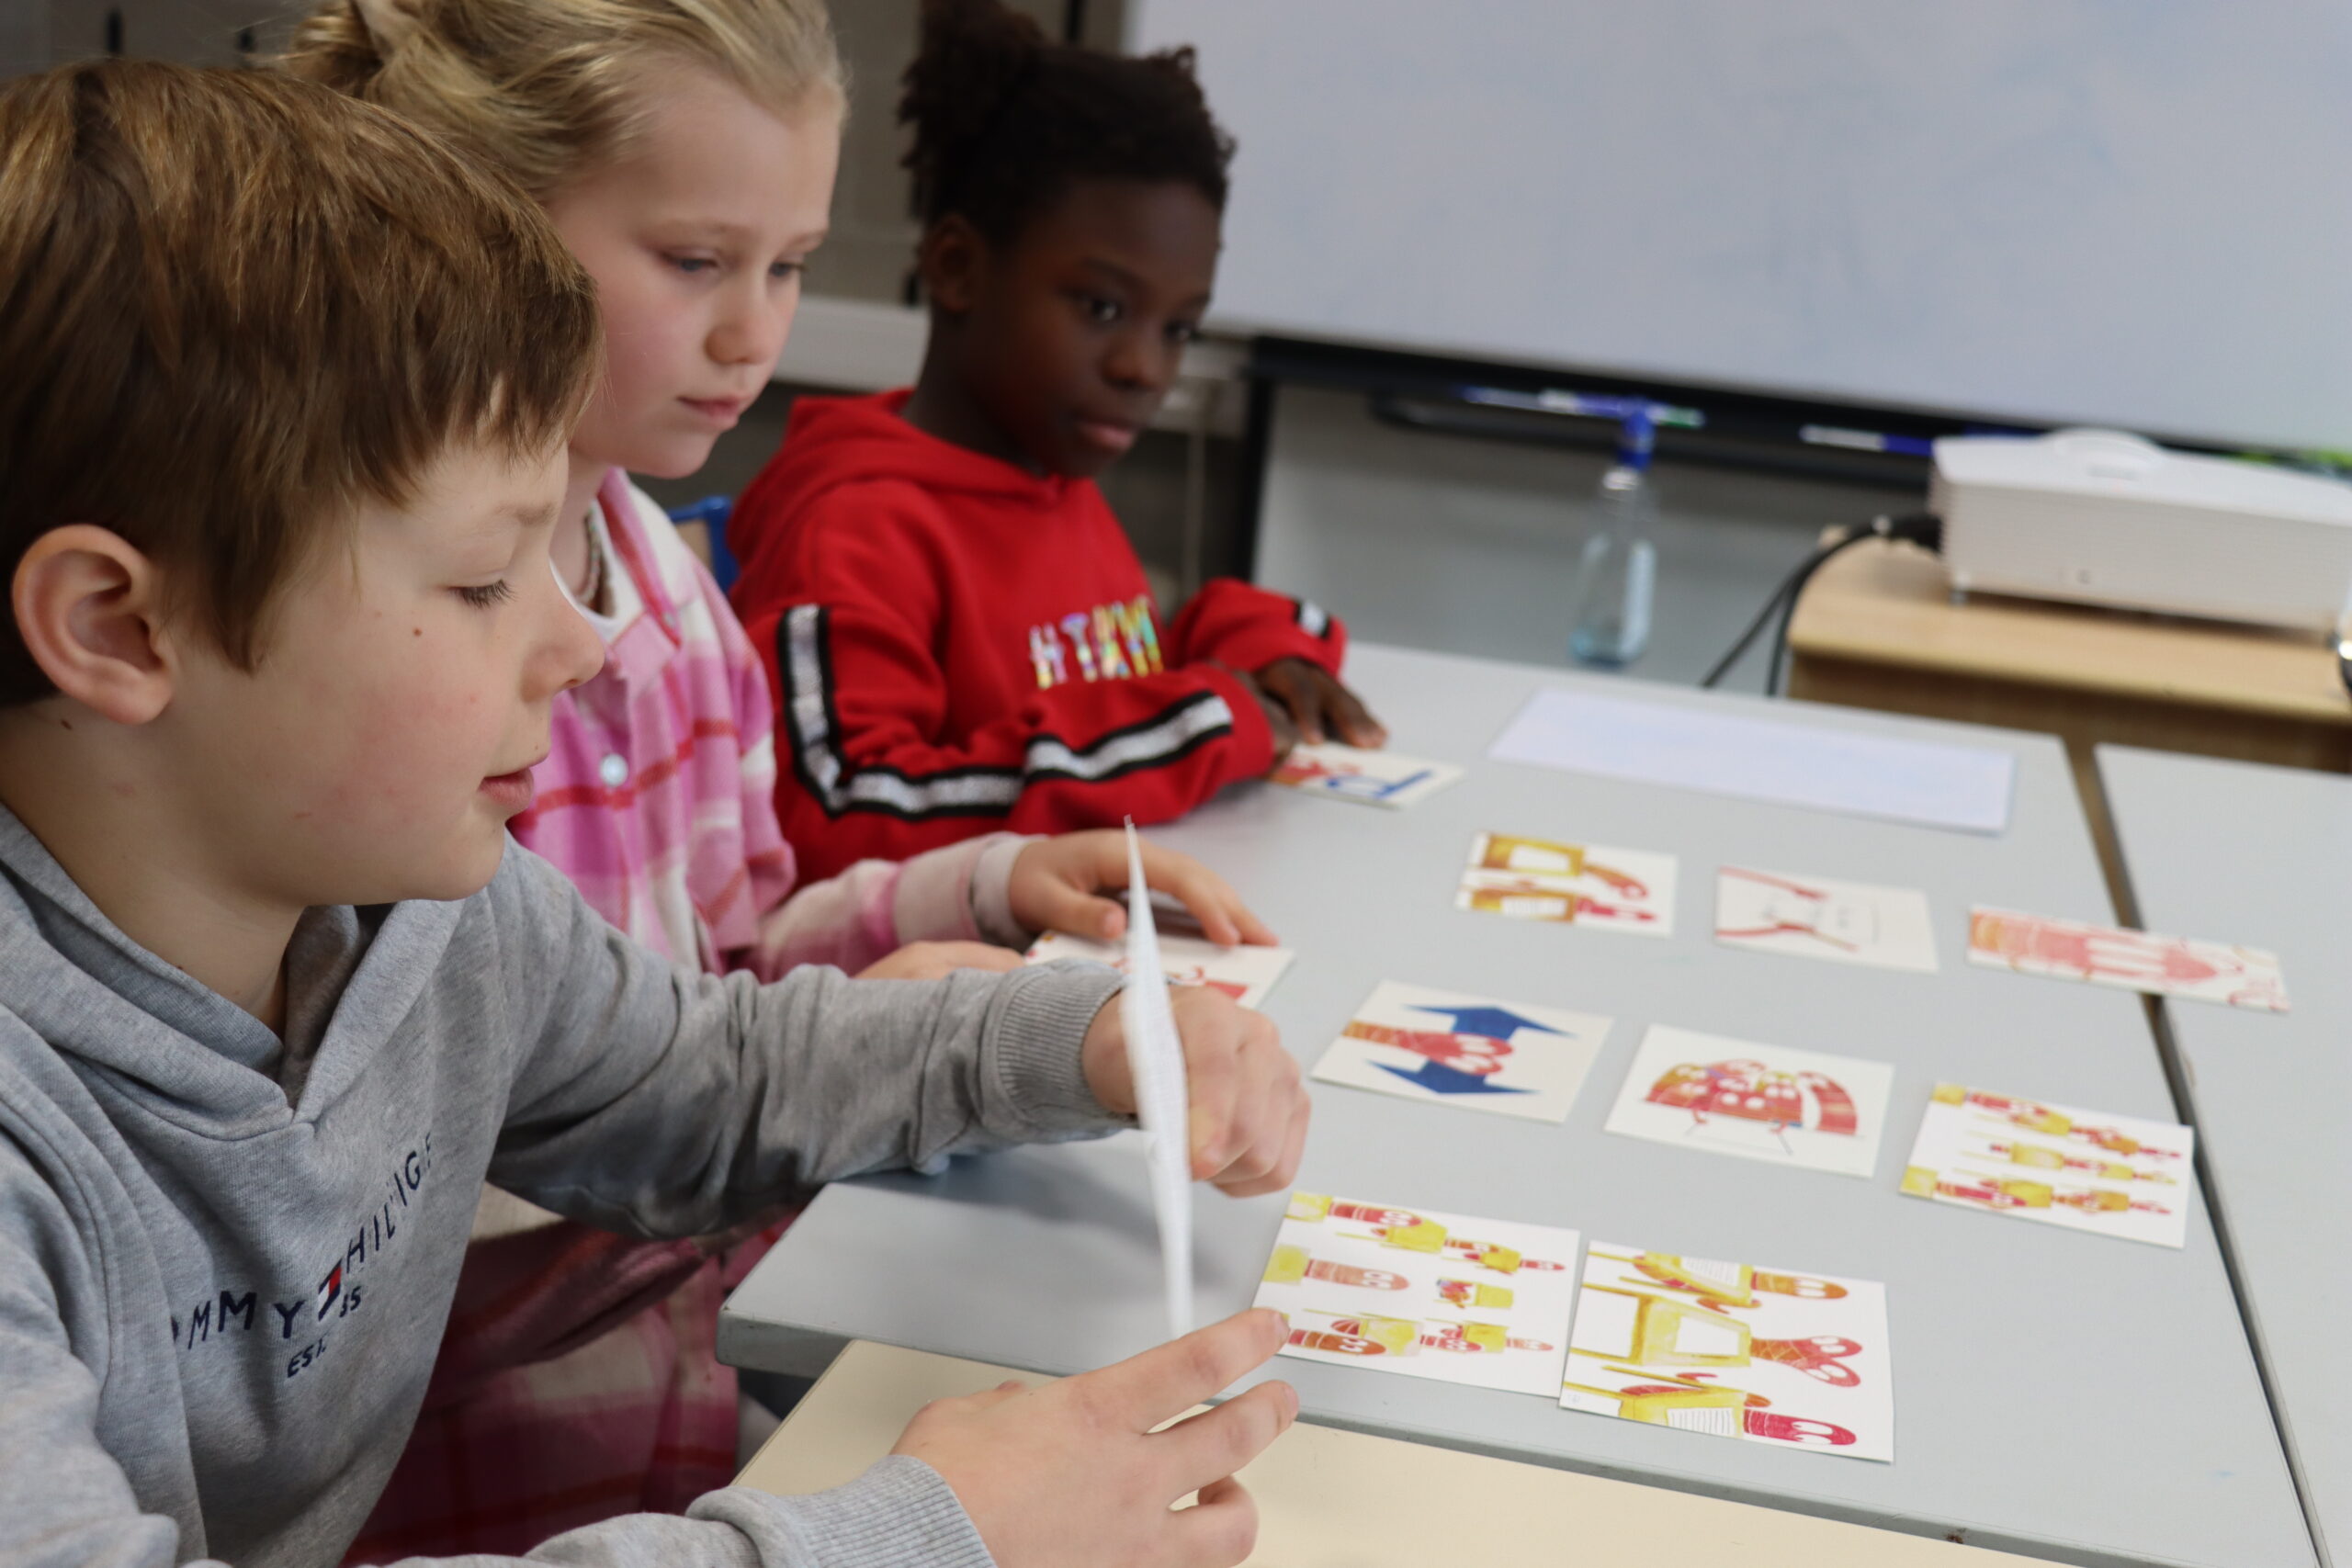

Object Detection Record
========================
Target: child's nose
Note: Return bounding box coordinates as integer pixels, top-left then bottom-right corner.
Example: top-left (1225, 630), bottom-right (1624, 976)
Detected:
top-left (1103, 329), bottom-right (1176, 393)
top-left (537, 574), bottom-right (607, 695)
top-left (712, 285), bottom-right (796, 370)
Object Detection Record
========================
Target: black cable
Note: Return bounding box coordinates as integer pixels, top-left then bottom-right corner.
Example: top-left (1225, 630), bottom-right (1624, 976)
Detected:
top-left (1700, 512), bottom-right (1943, 694)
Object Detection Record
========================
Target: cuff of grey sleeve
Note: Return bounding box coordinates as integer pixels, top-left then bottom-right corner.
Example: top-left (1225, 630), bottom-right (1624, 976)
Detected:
top-left (968, 834), bottom-right (1039, 948)
top-left (689, 1459), bottom-right (995, 1568)
top-left (986, 962), bottom-right (1131, 1137)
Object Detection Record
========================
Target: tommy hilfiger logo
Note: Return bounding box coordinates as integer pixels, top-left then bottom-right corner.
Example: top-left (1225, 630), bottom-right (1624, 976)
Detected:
top-left (1027, 597), bottom-right (1164, 690)
top-left (171, 1133), bottom-right (435, 1381)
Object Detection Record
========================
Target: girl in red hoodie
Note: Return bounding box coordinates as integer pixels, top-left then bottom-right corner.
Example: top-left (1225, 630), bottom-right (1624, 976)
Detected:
top-left (728, 0), bottom-right (1385, 880)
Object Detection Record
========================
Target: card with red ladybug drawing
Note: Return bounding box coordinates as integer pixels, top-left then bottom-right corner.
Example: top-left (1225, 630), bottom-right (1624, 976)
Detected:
top-left (1560, 1242), bottom-right (1894, 1463)
top-left (1714, 864), bottom-right (1939, 973)
top-left (1454, 831), bottom-right (1678, 936)
top-left (1603, 1025), bottom-right (1894, 1179)
top-left (1255, 1191), bottom-right (1583, 1396)
top-left (1309, 981), bottom-right (1612, 1123)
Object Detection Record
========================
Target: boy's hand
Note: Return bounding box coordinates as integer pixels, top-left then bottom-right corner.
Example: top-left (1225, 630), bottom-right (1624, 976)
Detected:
top-left (1253, 658), bottom-right (1387, 750)
top-left (857, 942), bottom-right (1023, 981)
top-left (1219, 664), bottom-right (1300, 764)
top-left (893, 1309), bottom-right (1298, 1568)
top-left (1082, 987), bottom-right (1307, 1196)
top-left (1011, 833), bottom-right (1278, 948)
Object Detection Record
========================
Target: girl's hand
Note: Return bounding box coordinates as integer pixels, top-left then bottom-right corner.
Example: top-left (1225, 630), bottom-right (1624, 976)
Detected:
top-left (892, 1310), bottom-right (1297, 1568)
top-left (856, 941), bottom-right (1023, 981)
top-left (1253, 658), bottom-right (1386, 750)
top-left (1011, 832), bottom-right (1277, 948)
top-left (1081, 985), bottom-right (1307, 1197)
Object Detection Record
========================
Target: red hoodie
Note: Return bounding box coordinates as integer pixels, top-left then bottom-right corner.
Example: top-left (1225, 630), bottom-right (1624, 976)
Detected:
top-left (729, 389), bottom-right (1348, 880)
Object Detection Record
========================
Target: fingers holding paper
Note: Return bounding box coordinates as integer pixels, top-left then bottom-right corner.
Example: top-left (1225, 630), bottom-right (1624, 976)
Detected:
top-left (891, 1310), bottom-right (1296, 1568)
top-left (1084, 985), bottom-right (1310, 1196)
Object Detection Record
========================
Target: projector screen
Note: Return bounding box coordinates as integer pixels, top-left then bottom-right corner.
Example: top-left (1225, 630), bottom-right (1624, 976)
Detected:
top-left (1126, 1), bottom-right (2352, 452)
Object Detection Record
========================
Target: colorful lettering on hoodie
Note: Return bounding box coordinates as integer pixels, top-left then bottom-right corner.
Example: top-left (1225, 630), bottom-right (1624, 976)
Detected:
top-left (726, 389), bottom-right (1348, 881)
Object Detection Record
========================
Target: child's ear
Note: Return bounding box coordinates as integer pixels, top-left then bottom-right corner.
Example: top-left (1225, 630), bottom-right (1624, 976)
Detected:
top-left (918, 215), bottom-right (989, 317)
top-left (9, 525), bottom-right (179, 725)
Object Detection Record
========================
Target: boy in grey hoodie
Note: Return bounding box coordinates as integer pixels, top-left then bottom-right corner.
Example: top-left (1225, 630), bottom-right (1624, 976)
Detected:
top-left (0, 60), bottom-right (1305, 1568)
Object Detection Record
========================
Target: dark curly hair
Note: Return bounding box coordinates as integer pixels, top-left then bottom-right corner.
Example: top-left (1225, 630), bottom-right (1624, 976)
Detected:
top-left (900, 0), bottom-right (1234, 244)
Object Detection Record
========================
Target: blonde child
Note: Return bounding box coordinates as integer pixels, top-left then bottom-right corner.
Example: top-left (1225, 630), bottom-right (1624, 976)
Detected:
top-left (283, 1), bottom-right (1274, 1554)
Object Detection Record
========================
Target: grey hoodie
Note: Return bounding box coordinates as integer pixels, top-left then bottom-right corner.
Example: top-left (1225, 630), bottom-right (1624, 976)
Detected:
top-left (0, 803), bottom-right (1127, 1567)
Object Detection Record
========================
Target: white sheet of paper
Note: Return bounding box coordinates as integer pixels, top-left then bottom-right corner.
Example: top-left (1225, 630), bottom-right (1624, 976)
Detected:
top-left (1025, 930), bottom-right (1295, 1010)
top-left (1966, 908), bottom-right (2289, 1012)
top-left (1311, 981), bottom-right (1611, 1124)
top-left (1715, 866), bottom-right (1939, 973)
top-left (1487, 688), bottom-right (2016, 835)
top-left (1270, 742), bottom-right (1464, 808)
top-left (1562, 1242), bottom-right (1894, 1462)
top-left (1455, 831), bottom-right (1677, 937)
top-left (1119, 826), bottom-right (1193, 1337)
top-left (1604, 1025), bottom-right (1894, 1179)
top-left (1901, 1083), bottom-right (2193, 1248)
top-left (1256, 1191), bottom-right (1581, 1396)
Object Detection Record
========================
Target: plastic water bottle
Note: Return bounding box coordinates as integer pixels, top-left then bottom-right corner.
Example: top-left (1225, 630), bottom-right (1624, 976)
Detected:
top-left (1567, 411), bottom-right (1658, 668)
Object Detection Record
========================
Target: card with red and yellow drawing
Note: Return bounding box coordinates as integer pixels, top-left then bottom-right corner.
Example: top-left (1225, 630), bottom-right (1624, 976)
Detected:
top-left (1254, 1191), bottom-right (1581, 1397)
top-left (1967, 908), bottom-right (2286, 1013)
top-left (1603, 1025), bottom-right (1894, 1179)
top-left (1023, 930), bottom-right (1295, 1010)
top-left (1560, 1242), bottom-right (1894, 1463)
top-left (1901, 1083), bottom-right (2193, 1248)
top-left (1455, 831), bottom-right (1677, 937)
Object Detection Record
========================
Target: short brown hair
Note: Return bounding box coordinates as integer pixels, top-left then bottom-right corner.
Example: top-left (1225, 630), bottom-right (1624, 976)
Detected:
top-left (280, 0), bottom-right (843, 200)
top-left (0, 60), bottom-right (602, 705)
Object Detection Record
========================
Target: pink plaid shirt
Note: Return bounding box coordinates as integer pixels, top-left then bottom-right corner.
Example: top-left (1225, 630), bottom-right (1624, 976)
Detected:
top-left (350, 473), bottom-right (1025, 1562)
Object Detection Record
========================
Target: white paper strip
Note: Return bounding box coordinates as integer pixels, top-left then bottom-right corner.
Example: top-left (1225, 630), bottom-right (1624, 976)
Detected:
top-left (1120, 822), bottom-right (1193, 1337)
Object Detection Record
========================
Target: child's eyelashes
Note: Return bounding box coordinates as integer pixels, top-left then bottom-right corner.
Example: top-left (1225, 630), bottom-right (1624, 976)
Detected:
top-left (1166, 321), bottom-right (1201, 345)
top-left (1077, 293), bottom-right (1125, 325)
top-left (667, 254), bottom-right (718, 276)
top-left (455, 580), bottom-right (516, 610)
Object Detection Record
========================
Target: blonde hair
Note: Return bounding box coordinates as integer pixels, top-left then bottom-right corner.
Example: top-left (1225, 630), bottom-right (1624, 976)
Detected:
top-left (279, 0), bottom-right (843, 197)
top-left (0, 60), bottom-right (601, 705)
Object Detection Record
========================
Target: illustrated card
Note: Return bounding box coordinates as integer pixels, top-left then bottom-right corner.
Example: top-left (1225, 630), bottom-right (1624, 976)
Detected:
top-left (1560, 1242), bottom-right (1894, 1463)
top-left (1900, 1083), bottom-right (2193, 1248)
top-left (1603, 1025), bottom-right (1894, 1179)
top-left (1310, 981), bottom-right (1612, 1124)
top-left (1023, 931), bottom-right (1295, 1010)
top-left (1715, 866), bottom-right (1938, 973)
top-left (1256, 1192), bottom-right (1581, 1396)
top-left (1270, 742), bottom-right (1464, 809)
top-left (1967, 908), bottom-right (2287, 1013)
top-left (1455, 831), bottom-right (1677, 937)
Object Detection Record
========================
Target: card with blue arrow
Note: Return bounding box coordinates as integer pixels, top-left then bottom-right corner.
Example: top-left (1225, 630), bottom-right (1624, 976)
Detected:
top-left (1311, 981), bottom-right (1614, 1123)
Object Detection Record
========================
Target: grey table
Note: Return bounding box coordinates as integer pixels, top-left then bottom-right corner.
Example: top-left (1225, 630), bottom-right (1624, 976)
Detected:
top-left (2099, 745), bottom-right (2350, 1568)
top-left (721, 645), bottom-right (2310, 1568)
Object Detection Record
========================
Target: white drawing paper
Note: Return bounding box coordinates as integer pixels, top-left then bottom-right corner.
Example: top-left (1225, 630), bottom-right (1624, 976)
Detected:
top-left (1487, 687), bottom-right (2015, 834)
top-left (1604, 1026), bottom-right (1894, 1179)
top-left (1270, 742), bottom-right (1464, 809)
top-left (1561, 1242), bottom-right (1894, 1463)
top-left (1902, 1083), bottom-right (2193, 1249)
top-left (1026, 930), bottom-right (1295, 1010)
top-left (1119, 824), bottom-right (1193, 1337)
top-left (1257, 1191), bottom-right (1582, 1397)
top-left (1455, 831), bottom-right (1677, 937)
top-left (1311, 981), bottom-right (1611, 1124)
top-left (1714, 866), bottom-right (1939, 973)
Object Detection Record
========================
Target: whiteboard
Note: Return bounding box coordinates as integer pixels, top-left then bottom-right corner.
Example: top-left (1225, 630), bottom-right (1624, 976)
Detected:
top-left (1127, 1), bottom-right (2352, 451)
